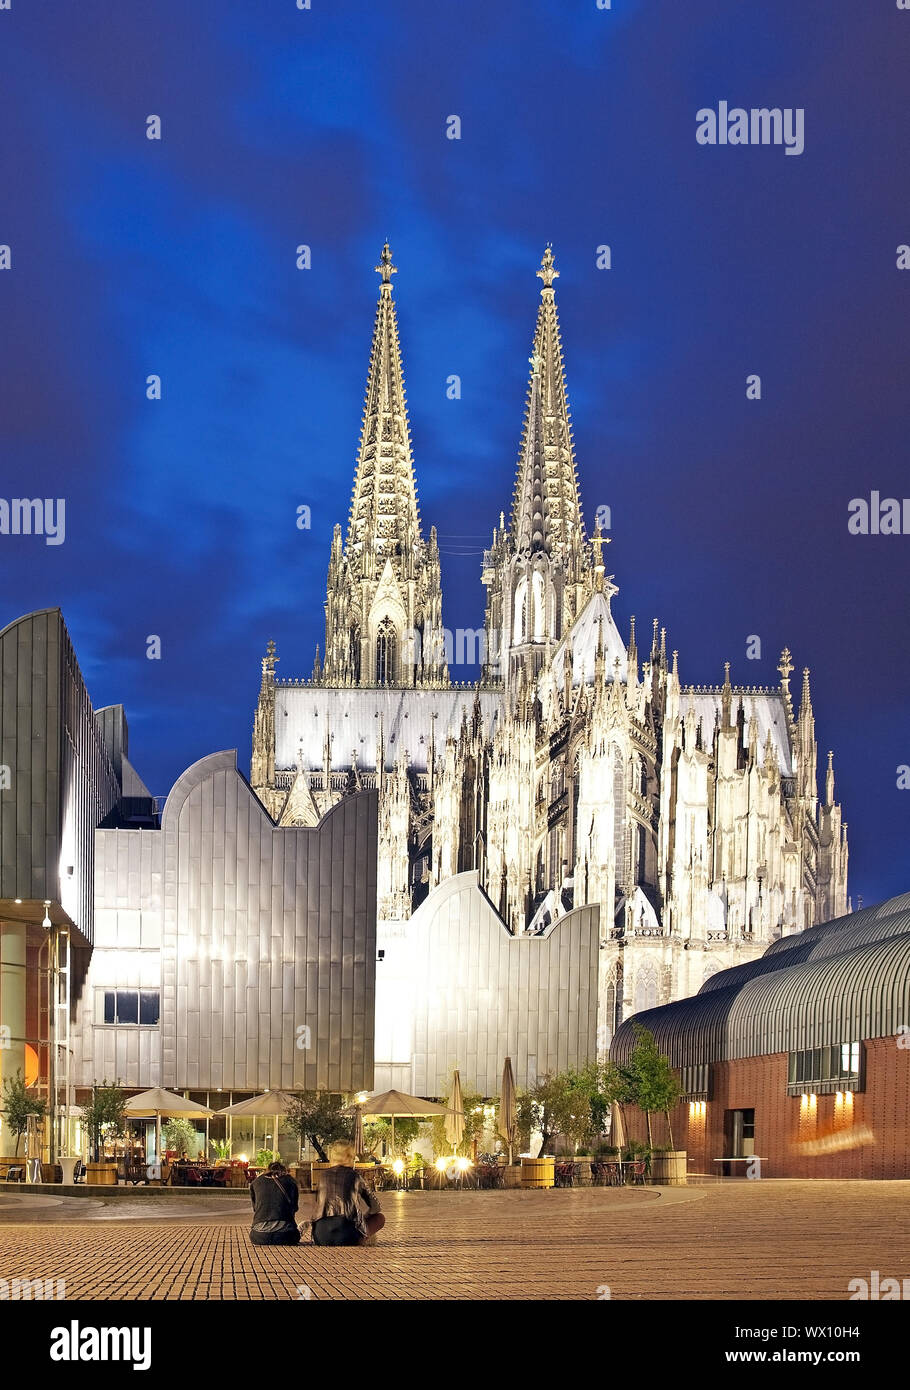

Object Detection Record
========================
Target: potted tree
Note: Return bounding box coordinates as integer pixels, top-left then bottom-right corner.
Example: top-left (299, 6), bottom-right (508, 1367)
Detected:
top-left (515, 1074), bottom-right (571, 1188)
top-left (285, 1091), bottom-right (353, 1189)
top-left (1, 1071), bottom-right (47, 1174)
top-left (619, 1025), bottom-right (685, 1185)
top-left (80, 1081), bottom-right (126, 1184)
top-left (565, 1061), bottom-right (623, 1185)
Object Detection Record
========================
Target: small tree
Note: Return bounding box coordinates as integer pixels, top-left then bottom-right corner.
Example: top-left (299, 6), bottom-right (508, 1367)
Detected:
top-left (163, 1117), bottom-right (201, 1158)
top-left (285, 1091), bottom-right (352, 1161)
top-left (1, 1070), bottom-right (47, 1155)
top-left (564, 1062), bottom-right (625, 1149)
top-left (364, 1116), bottom-right (421, 1159)
top-left (80, 1080), bottom-right (126, 1162)
top-left (516, 1073), bottom-right (579, 1156)
top-left (618, 1025), bottom-right (681, 1148)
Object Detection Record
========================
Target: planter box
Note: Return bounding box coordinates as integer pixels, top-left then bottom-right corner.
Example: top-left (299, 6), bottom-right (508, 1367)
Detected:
top-left (503, 1164), bottom-right (523, 1189)
top-left (521, 1156), bottom-right (555, 1189)
top-left (650, 1151), bottom-right (687, 1186)
top-left (86, 1162), bottom-right (118, 1186)
top-left (574, 1158), bottom-right (593, 1187)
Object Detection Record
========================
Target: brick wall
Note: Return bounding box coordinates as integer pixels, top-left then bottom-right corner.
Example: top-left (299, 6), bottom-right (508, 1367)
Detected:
top-left (622, 1035), bottom-right (910, 1178)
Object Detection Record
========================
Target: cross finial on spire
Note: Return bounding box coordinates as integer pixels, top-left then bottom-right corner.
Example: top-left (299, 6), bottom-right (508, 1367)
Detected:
top-left (537, 244), bottom-right (559, 290)
top-left (375, 242), bottom-right (397, 289)
top-left (778, 647), bottom-right (794, 686)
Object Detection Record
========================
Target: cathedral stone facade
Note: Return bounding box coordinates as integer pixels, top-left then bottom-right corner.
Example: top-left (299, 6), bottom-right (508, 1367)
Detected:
top-left (250, 245), bottom-right (848, 1087)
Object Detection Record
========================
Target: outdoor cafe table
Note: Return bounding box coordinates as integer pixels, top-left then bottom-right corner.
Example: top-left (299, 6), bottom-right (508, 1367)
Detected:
top-left (170, 1163), bottom-right (233, 1186)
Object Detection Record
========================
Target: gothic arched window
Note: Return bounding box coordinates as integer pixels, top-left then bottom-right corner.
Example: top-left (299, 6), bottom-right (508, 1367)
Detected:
top-left (375, 619), bottom-right (397, 685)
top-left (633, 963), bottom-right (659, 1013)
top-left (531, 569), bottom-right (545, 640)
top-left (349, 625), bottom-right (361, 682)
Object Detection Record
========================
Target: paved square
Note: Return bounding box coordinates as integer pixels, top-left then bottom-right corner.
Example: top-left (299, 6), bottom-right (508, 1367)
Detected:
top-left (0, 1182), bottom-right (906, 1300)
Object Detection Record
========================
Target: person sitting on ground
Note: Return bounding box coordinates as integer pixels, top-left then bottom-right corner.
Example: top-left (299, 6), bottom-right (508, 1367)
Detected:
top-left (311, 1141), bottom-right (385, 1247)
top-left (249, 1160), bottom-right (301, 1245)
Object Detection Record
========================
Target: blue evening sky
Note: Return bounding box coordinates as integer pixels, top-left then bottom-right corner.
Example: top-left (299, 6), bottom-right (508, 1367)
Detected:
top-left (0, 1), bottom-right (907, 905)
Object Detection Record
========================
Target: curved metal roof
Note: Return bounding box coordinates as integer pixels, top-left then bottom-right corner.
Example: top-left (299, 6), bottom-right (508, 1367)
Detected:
top-left (612, 897), bottom-right (910, 1067)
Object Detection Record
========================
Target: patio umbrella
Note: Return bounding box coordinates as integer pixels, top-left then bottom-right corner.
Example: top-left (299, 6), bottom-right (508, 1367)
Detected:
top-left (347, 1089), bottom-right (450, 1154)
top-left (610, 1101), bottom-right (627, 1153)
top-left (123, 1088), bottom-right (214, 1164)
top-left (498, 1057), bottom-right (517, 1165)
top-left (217, 1090), bottom-right (298, 1162)
top-left (351, 1105), bottom-right (365, 1158)
top-left (445, 1070), bottom-right (465, 1156)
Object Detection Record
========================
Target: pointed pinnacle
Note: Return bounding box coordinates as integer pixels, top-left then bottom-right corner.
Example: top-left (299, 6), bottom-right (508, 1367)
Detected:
top-left (375, 242), bottom-right (397, 286)
top-left (537, 244), bottom-right (559, 290)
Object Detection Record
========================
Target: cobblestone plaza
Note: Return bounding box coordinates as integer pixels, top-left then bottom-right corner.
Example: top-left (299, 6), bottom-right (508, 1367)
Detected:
top-left (0, 1182), bottom-right (906, 1302)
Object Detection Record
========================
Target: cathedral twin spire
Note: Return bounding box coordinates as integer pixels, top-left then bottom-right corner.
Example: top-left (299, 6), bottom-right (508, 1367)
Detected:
top-left (320, 242), bottom-right (590, 690)
top-left (321, 245), bottom-right (445, 687)
top-left (345, 243), bottom-right (423, 581)
top-left (482, 245), bottom-right (593, 686)
top-left (511, 245), bottom-right (587, 561)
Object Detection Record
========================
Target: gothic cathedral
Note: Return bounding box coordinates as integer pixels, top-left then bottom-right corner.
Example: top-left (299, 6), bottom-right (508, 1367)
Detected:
top-left (251, 244), bottom-right (848, 1056)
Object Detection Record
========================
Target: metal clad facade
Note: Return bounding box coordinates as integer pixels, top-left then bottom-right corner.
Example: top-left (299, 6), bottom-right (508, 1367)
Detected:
top-left (73, 752), bottom-right (377, 1093)
top-left (409, 871), bottom-right (599, 1095)
top-left (0, 608), bottom-right (120, 943)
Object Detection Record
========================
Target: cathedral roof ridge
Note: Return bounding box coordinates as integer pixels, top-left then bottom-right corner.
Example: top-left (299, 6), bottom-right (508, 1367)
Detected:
top-left (683, 682), bottom-right (778, 696)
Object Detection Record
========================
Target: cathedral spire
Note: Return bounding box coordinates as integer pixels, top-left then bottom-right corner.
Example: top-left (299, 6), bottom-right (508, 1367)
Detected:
top-left (485, 247), bottom-right (594, 688)
top-left (514, 368), bottom-right (547, 556)
top-left (323, 246), bottom-right (447, 688)
top-left (345, 243), bottom-right (421, 579)
top-left (510, 246), bottom-right (585, 559)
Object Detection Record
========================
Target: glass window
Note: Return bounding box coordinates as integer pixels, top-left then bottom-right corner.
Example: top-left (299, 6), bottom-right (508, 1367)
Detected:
top-left (116, 990), bottom-right (138, 1024)
top-left (98, 988), bottom-right (159, 1025)
top-left (139, 991), bottom-right (159, 1025)
top-left (375, 619), bottom-right (397, 685)
top-left (789, 1041), bottom-right (861, 1088)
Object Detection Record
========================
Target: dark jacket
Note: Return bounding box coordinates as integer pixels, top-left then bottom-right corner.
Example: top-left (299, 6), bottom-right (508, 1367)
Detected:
top-left (250, 1171), bottom-right (299, 1224)
top-left (312, 1164), bottom-right (380, 1238)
